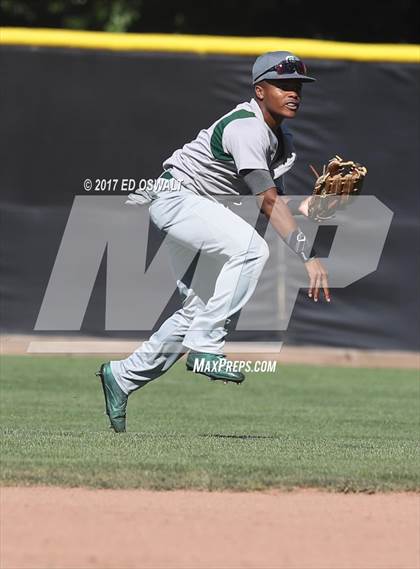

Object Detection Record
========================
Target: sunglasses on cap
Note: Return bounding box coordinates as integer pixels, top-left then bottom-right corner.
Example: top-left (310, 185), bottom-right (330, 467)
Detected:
top-left (253, 59), bottom-right (308, 83)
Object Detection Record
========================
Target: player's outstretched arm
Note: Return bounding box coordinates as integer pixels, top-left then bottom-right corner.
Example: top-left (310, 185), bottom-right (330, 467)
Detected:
top-left (258, 188), bottom-right (330, 302)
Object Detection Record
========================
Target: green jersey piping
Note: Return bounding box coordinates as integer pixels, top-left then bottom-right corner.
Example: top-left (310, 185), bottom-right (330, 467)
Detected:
top-left (210, 110), bottom-right (256, 161)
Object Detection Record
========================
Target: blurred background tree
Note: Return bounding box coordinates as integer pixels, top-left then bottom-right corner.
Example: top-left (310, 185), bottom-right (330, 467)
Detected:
top-left (0, 0), bottom-right (419, 43)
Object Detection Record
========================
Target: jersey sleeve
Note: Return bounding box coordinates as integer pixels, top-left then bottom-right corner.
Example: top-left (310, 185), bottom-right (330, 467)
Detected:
top-left (223, 118), bottom-right (271, 173)
top-left (240, 169), bottom-right (276, 195)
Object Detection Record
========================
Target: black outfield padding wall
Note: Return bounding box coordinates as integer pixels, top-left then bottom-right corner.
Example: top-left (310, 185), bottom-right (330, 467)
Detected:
top-left (1, 45), bottom-right (419, 349)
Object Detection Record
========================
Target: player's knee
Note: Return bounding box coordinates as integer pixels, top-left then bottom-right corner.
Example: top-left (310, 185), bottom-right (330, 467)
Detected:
top-left (259, 239), bottom-right (270, 263)
top-left (249, 236), bottom-right (269, 265)
top-left (230, 234), bottom-right (269, 267)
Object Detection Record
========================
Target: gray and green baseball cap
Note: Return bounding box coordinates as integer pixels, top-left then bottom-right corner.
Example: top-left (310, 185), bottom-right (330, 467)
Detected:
top-left (252, 51), bottom-right (315, 84)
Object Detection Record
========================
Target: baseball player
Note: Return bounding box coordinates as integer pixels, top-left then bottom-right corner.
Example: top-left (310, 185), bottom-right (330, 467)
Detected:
top-left (97, 51), bottom-right (330, 432)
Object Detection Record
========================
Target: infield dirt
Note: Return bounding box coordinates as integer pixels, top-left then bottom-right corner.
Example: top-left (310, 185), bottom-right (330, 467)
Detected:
top-left (1, 487), bottom-right (419, 569)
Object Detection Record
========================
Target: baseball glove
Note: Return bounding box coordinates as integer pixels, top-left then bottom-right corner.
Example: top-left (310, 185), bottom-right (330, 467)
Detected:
top-left (308, 156), bottom-right (367, 222)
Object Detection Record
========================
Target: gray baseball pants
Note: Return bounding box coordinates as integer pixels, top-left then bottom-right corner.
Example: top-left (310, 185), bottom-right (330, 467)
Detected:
top-left (111, 186), bottom-right (269, 394)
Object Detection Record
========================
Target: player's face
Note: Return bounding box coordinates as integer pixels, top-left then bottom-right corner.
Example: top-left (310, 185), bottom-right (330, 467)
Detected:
top-left (258, 80), bottom-right (303, 119)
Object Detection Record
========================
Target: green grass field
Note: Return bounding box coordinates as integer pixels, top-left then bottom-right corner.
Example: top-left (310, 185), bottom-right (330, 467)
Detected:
top-left (0, 355), bottom-right (419, 492)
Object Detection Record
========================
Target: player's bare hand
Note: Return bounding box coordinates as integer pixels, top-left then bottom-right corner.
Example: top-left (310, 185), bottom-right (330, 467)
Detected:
top-left (304, 258), bottom-right (330, 302)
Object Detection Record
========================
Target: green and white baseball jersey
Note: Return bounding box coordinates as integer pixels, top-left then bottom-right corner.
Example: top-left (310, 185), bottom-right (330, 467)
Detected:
top-left (162, 98), bottom-right (296, 199)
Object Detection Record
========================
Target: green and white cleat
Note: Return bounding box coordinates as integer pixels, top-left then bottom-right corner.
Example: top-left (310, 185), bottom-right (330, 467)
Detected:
top-left (186, 351), bottom-right (245, 385)
top-left (96, 363), bottom-right (128, 433)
